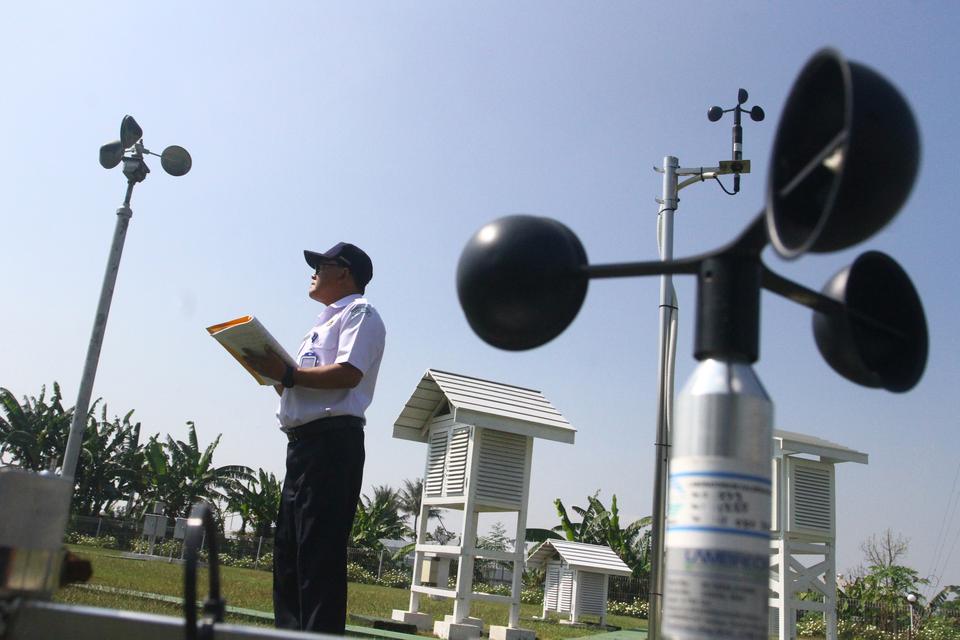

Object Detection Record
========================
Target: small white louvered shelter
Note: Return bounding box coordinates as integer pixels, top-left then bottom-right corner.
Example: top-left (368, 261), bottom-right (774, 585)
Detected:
top-left (769, 430), bottom-right (868, 640)
top-left (391, 369), bottom-right (575, 640)
top-left (527, 540), bottom-right (632, 626)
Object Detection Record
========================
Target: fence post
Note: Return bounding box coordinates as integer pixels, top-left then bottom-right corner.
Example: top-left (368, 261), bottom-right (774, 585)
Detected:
top-left (95, 517), bottom-right (102, 538)
top-left (255, 535), bottom-right (264, 569)
top-left (378, 549), bottom-right (385, 579)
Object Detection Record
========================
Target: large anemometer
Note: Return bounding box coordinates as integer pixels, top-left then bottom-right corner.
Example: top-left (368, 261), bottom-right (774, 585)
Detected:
top-left (61, 116), bottom-right (191, 482)
top-left (456, 49), bottom-right (926, 640)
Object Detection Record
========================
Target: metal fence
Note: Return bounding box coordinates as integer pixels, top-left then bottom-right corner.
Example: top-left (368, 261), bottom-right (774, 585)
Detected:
top-left (787, 597), bottom-right (960, 639)
top-left (67, 515), bottom-right (407, 578)
top-left (607, 575), bottom-right (650, 603)
top-left (67, 514), bottom-right (278, 567)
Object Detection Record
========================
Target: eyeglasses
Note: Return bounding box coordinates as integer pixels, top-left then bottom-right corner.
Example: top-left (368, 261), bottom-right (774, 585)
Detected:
top-left (314, 261), bottom-right (346, 275)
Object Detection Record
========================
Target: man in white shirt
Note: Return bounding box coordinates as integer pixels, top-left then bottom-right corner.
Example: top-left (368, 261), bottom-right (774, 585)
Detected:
top-left (244, 242), bottom-right (386, 634)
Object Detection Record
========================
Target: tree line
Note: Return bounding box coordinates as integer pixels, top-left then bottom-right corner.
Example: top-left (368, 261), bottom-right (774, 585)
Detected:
top-left (0, 382), bottom-right (461, 549)
top-left (0, 383), bottom-right (268, 529)
top-left (0, 383), bottom-right (653, 564)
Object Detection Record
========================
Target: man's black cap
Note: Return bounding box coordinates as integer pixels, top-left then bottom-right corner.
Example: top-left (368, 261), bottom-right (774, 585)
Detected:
top-left (304, 242), bottom-right (373, 289)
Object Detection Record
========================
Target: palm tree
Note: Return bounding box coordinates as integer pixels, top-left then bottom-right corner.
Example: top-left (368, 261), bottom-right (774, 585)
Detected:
top-left (0, 383), bottom-right (73, 470)
top-left (427, 523), bottom-right (457, 545)
top-left (140, 421), bottom-right (253, 520)
top-left (227, 468), bottom-right (282, 537)
top-left (351, 484), bottom-right (408, 550)
top-left (554, 493), bottom-right (609, 543)
top-left (397, 477), bottom-right (441, 537)
top-left (72, 405), bottom-right (144, 516)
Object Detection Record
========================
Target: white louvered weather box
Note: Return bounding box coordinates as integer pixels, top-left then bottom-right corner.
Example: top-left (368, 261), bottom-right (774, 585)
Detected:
top-left (786, 457), bottom-right (835, 538)
top-left (527, 540), bottom-right (632, 627)
top-left (769, 430), bottom-right (867, 640)
top-left (391, 370), bottom-right (575, 640)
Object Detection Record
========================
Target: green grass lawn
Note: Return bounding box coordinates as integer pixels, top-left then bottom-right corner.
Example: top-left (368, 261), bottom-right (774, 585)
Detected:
top-left (57, 545), bottom-right (647, 639)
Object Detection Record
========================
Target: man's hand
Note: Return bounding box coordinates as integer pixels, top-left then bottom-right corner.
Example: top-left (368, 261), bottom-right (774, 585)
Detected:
top-left (243, 349), bottom-right (362, 392)
top-left (242, 348), bottom-right (287, 382)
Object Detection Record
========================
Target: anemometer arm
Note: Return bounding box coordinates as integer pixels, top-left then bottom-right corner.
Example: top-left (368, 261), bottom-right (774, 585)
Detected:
top-left (581, 207), bottom-right (916, 364)
top-left (761, 266), bottom-right (845, 316)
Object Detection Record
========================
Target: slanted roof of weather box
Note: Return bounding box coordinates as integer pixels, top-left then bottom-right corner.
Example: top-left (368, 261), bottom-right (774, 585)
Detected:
top-left (526, 540), bottom-right (632, 577)
top-left (393, 369), bottom-right (576, 445)
top-left (774, 429), bottom-right (868, 465)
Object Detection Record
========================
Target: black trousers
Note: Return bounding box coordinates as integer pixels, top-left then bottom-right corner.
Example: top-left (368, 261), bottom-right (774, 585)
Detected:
top-left (273, 418), bottom-right (365, 634)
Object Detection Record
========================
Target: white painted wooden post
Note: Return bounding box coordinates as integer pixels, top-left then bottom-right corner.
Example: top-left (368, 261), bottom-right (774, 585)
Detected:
top-left (600, 576), bottom-right (609, 627)
top-left (408, 482), bottom-right (433, 613)
top-left (508, 437), bottom-right (533, 628)
top-left (453, 428), bottom-right (481, 623)
top-left (570, 568), bottom-right (580, 623)
top-left (825, 541), bottom-right (838, 640)
top-left (775, 538), bottom-right (789, 640)
top-left (454, 510), bottom-right (479, 622)
top-left (772, 448), bottom-right (790, 640)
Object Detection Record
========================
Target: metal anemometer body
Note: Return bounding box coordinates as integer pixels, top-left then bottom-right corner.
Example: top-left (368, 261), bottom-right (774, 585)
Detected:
top-left (455, 49), bottom-right (927, 640)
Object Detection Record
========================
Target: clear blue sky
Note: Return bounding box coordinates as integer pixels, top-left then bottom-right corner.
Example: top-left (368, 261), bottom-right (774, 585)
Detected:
top-left (2, 2), bottom-right (958, 594)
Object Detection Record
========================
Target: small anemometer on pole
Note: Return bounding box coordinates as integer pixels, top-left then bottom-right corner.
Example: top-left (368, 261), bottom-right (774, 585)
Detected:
top-left (61, 117), bottom-right (191, 481)
top-left (455, 49), bottom-right (926, 640)
top-left (708, 88), bottom-right (765, 194)
top-left (98, 115), bottom-right (192, 184)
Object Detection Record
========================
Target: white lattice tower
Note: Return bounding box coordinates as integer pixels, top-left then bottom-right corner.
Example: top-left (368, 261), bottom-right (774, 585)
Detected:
top-left (769, 431), bottom-right (867, 640)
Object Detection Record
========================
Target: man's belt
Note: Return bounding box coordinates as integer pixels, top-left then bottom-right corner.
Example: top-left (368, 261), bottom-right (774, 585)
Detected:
top-left (283, 415), bottom-right (364, 442)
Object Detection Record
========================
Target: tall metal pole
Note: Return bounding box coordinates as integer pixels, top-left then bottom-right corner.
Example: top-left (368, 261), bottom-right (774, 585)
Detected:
top-left (648, 156), bottom-right (679, 640)
top-left (61, 182), bottom-right (136, 480)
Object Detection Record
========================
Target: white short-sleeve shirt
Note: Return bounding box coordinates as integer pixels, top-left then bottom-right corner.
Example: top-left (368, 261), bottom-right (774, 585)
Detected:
top-left (276, 294), bottom-right (386, 428)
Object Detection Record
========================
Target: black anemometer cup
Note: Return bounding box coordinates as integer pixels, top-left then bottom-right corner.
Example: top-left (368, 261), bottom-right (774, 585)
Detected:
top-left (456, 215), bottom-right (588, 351)
top-left (120, 115), bottom-right (143, 149)
top-left (813, 251), bottom-right (928, 392)
top-left (161, 145), bottom-right (193, 177)
top-left (767, 48), bottom-right (920, 258)
top-left (99, 141), bottom-right (124, 169)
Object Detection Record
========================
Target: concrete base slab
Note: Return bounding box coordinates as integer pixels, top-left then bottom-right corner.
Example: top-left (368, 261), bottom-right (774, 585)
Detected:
top-left (391, 610), bottom-right (435, 631)
top-left (560, 619), bottom-right (586, 626)
top-left (443, 615), bottom-right (484, 629)
top-left (434, 620), bottom-right (483, 640)
top-left (350, 614), bottom-right (418, 634)
top-left (489, 625), bottom-right (536, 640)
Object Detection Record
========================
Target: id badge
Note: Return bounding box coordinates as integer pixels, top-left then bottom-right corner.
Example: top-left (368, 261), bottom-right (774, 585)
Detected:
top-left (300, 352), bottom-right (318, 368)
